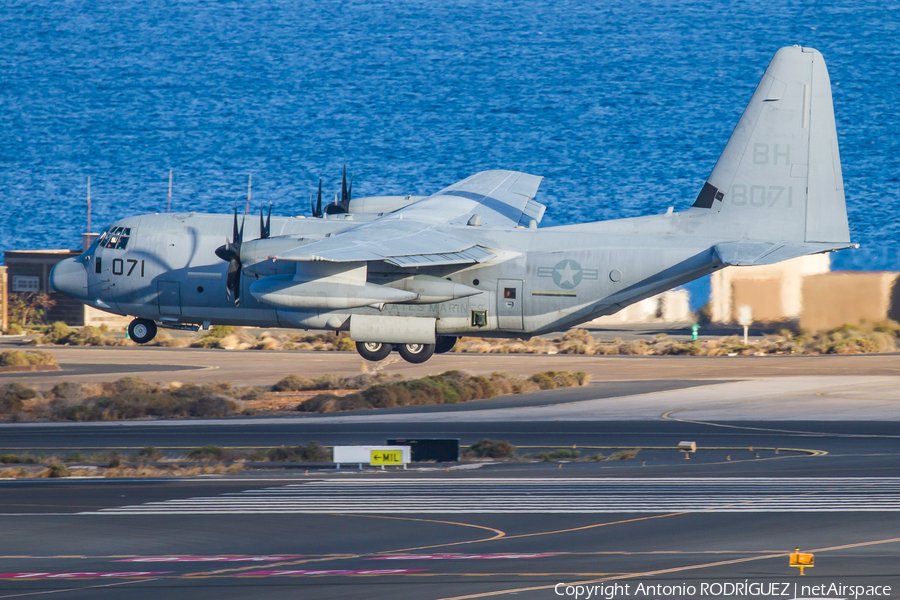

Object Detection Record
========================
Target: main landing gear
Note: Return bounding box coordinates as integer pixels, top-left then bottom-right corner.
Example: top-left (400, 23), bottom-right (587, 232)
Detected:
top-left (355, 337), bottom-right (457, 364)
top-left (128, 318), bottom-right (158, 344)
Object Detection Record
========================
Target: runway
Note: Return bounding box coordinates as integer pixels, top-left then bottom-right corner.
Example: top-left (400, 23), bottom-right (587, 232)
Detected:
top-left (1, 473), bottom-right (899, 599)
top-left (2, 347), bottom-right (900, 598)
top-left (91, 477), bottom-right (900, 514)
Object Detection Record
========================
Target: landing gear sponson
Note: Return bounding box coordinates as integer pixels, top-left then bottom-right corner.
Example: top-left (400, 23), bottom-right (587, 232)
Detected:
top-left (128, 317), bottom-right (454, 364)
top-left (355, 336), bottom-right (456, 364)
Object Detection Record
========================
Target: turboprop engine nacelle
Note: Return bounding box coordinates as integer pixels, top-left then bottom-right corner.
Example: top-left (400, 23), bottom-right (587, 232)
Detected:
top-left (249, 274), bottom-right (417, 309)
top-left (376, 274), bottom-right (481, 304)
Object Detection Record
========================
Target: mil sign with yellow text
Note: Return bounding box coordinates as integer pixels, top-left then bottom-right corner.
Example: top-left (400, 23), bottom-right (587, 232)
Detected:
top-left (370, 450), bottom-right (403, 465)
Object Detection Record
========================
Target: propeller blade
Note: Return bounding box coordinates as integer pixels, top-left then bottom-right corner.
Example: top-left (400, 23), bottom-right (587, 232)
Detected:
top-left (317, 179), bottom-right (323, 217)
top-left (348, 175), bottom-right (352, 203)
top-left (341, 164), bottom-right (348, 208)
top-left (265, 202), bottom-right (271, 237)
top-left (217, 213), bottom-right (245, 304)
top-left (226, 258), bottom-right (241, 305)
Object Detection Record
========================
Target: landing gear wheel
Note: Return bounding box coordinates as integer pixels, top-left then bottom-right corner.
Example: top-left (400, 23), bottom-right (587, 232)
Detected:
top-left (434, 336), bottom-right (458, 354)
top-left (356, 341), bottom-right (393, 362)
top-left (398, 343), bottom-right (436, 364)
top-left (128, 318), bottom-right (157, 344)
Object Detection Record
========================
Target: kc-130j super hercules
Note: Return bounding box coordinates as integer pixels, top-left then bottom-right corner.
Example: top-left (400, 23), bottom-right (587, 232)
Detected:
top-left (51, 47), bottom-right (856, 363)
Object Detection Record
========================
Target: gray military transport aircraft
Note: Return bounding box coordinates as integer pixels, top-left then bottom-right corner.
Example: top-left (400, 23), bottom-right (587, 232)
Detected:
top-left (51, 46), bottom-right (855, 363)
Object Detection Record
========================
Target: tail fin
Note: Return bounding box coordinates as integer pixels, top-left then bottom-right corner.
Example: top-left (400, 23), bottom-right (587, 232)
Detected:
top-left (691, 46), bottom-right (850, 244)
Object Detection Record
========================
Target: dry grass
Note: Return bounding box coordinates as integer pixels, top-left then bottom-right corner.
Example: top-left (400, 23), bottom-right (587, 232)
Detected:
top-left (296, 370), bottom-right (588, 414)
top-left (34, 321), bottom-right (900, 356)
top-left (454, 322), bottom-right (900, 356)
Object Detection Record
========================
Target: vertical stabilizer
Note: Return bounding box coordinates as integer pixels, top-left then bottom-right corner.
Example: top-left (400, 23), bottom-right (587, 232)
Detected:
top-left (690, 46), bottom-right (850, 244)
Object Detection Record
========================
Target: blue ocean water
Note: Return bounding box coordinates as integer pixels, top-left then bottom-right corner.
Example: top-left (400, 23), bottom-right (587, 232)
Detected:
top-left (2, 0), bottom-right (899, 303)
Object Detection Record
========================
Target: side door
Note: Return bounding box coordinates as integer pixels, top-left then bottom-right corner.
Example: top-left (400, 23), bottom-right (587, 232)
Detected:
top-left (158, 281), bottom-right (182, 316)
top-left (496, 279), bottom-right (524, 330)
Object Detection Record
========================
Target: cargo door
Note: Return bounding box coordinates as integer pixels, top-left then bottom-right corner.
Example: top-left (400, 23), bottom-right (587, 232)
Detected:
top-left (158, 281), bottom-right (182, 316)
top-left (497, 279), bottom-right (524, 330)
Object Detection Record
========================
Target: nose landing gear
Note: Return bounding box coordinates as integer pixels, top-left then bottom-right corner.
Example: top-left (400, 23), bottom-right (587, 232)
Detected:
top-left (128, 318), bottom-right (158, 344)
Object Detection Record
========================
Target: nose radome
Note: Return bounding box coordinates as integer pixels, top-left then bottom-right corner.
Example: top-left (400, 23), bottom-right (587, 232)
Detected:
top-left (49, 257), bottom-right (88, 299)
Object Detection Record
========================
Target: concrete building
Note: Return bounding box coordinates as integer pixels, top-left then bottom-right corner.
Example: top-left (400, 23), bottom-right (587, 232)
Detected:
top-left (710, 254), bottom-right (900, 331)
top-left (710, 254), bottom-right (831, 324)
top-left (3, 248), bottom-right (130, 329)
top-left (800, 272), bottom-right (900, 331)
top-left (591, 289), bottom-right (693, 326)
top-left (0, 266), bottom-right (7, 331)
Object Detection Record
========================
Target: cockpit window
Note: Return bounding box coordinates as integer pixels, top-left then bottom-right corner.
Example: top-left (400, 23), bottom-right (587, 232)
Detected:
top-left (103, 226), bottom-right (131, 250)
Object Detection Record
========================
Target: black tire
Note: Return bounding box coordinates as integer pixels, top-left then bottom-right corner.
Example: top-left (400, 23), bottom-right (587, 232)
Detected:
top-left (356, 341), bottom-right (393, 362)
top-left (398, 343), bottom-right (435, 364)
top-left (128, 318), bottom-right (157, 344)
top-left (434, 336), bottom-right (458, 354)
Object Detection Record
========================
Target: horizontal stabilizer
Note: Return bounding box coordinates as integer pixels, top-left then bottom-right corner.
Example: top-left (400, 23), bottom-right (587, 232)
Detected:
top-left (714, 240), bottom-right (857, 266)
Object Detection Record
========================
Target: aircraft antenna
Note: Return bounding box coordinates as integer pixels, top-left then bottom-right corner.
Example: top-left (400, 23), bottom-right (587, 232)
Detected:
top-left (86, 175), bottom-right (91, 234)
top-left (167, 169), bottom-right (173, 213)
top-left (245, 172), bottom-right (252, 215)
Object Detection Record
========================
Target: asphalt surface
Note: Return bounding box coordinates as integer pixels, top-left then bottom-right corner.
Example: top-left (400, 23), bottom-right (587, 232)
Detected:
top-left (4, 338), bottom-right (900, 389)
top-left (2, 418), bottom-right (900, 599)
top-left (1, 466), bottom-right (899, 599)
top-left (2, 346), bottom-right (900, 599)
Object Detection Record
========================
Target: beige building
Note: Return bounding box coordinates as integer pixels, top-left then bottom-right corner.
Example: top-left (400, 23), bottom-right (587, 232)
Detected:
top-left (800, 272), bottom-right (900, 331)
top-left (591, 289), bottom-right (693, 326)
top-left (0, 266), bottom-right (7, 331)
top-left (710, 254), bottom-right (830, 324)
top-left (710, 253), bottom-right (900, 330)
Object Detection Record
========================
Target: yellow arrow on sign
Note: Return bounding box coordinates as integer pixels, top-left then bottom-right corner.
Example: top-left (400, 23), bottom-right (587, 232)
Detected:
top-left (371, 450), bottom-right (403, 465)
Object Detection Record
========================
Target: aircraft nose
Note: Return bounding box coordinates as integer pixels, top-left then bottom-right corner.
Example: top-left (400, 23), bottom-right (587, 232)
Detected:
top-left (49, 257), bottom-right (88, 299)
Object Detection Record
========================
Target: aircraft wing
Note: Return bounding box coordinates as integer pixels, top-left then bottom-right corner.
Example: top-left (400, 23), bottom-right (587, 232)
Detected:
top-left (273, 170), bottom-right (543, 265)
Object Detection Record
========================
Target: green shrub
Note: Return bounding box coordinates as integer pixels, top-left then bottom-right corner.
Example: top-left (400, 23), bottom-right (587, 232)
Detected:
top-left (607, 449), bottom-right (640, 461)
top-left (46, 463), bottom-right (69, 478)
top-left (238, 387), bottom-right (267, 400)
top-left (529, 372), bottom-right (555, 390)
top-left (273, 374), bottom-right (315, 391)
top-left (0, 454), bottom-right (21, 464)
top-left (187, 445), bottom-right (226, 461)
top-left (0, 382), bottom-right (38, 414)
top-left (266, 441), bottom-right (331, 462)
top-left (187, 396), bottom-right (237, 417)
top-left (535, 449), bottom-right (579, 461)
top-left (51, 382), bottom-right (83, 400)
top-left (468, 439), bottom-right (517, 459)
top-left (64, 452), bottom-right (85, 463)
top-left (134, 447), bottom-right (163, 462)
top-left (297, 393), bottom-right (342, 413)
top-left (0, 350), bottom-right (57, 367)
top-left (334, 337), bottom-right (355, 352)
top-left (6, 323), bottom-right (23, 335)
top-left (43, 321), bottom-right (74, 343)
top-left (39, 323), bottom-right (119, 346)
top-left (190, 325), bottom-right (237, 348)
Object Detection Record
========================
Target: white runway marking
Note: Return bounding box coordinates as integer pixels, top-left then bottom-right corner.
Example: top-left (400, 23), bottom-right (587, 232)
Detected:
top-left (89, 478), bottom-right (900, 514)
